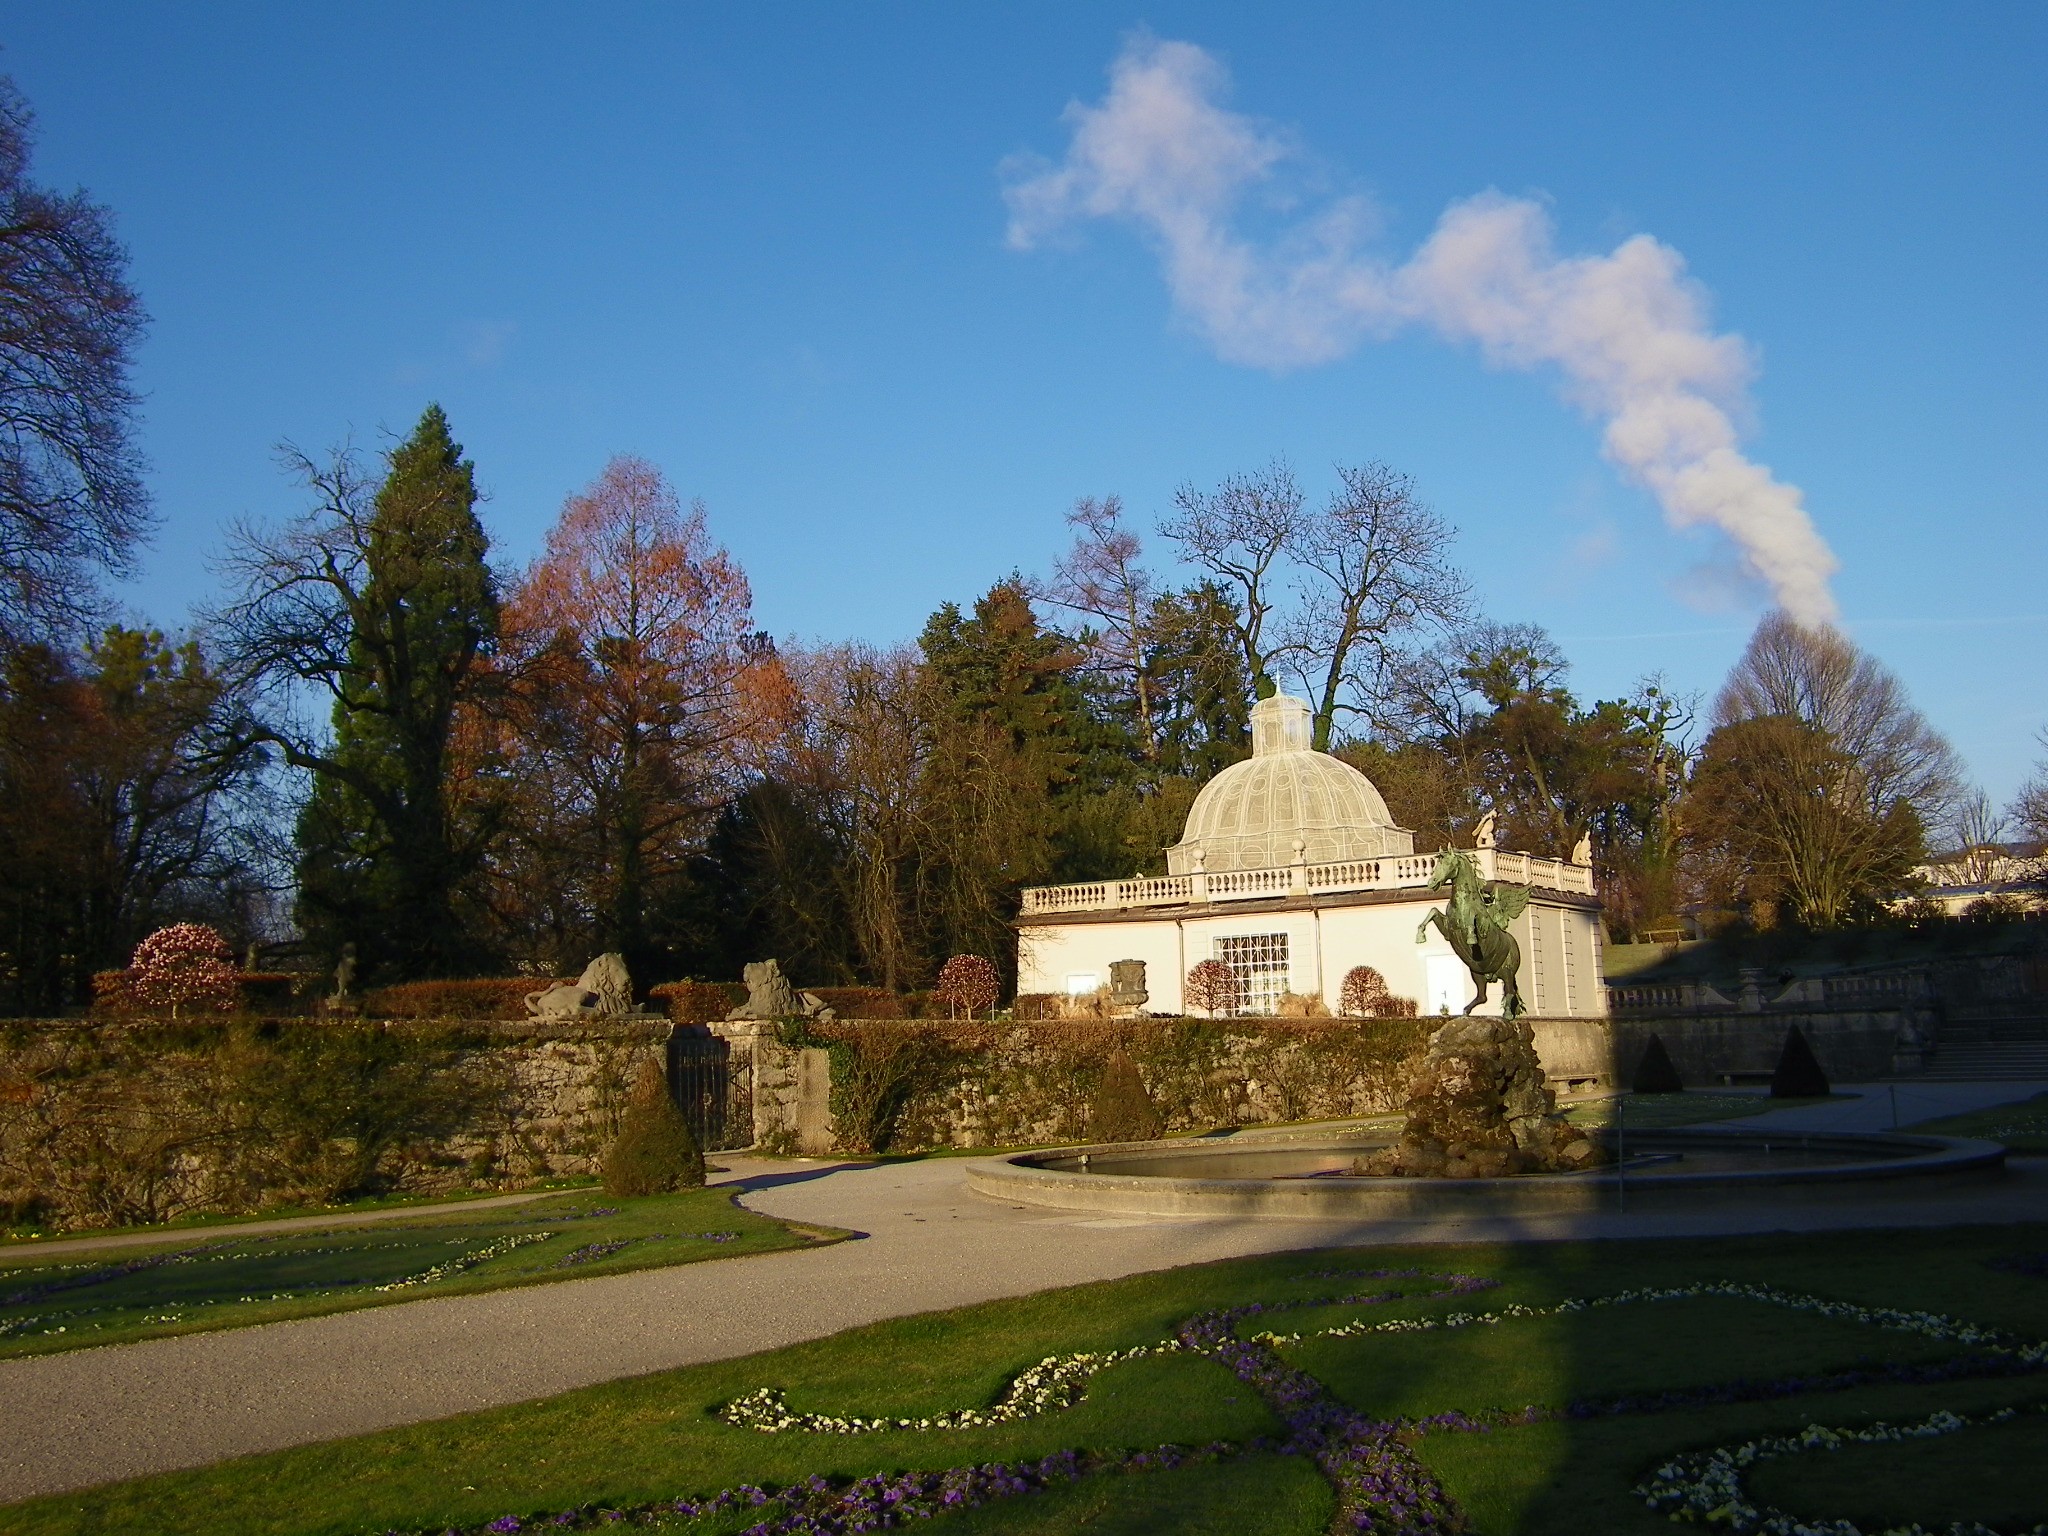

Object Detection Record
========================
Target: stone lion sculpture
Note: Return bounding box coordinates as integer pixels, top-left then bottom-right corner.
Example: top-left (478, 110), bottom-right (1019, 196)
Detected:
top-left (526, 952), bottom-right (636, 1021)
top-left (726, 959), bottom-right (835, 1022)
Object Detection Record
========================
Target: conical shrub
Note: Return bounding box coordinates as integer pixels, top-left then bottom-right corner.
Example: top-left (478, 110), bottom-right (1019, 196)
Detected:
top-left (1631, 1033), bottom-right (1685, 1094)
top-left (1770, 1025), bottom-right (1831, 1099)
top-left (1089, 1050), bottom-right (1164, 1143)
top-left (604, 1061), bottom-right (705, 1195)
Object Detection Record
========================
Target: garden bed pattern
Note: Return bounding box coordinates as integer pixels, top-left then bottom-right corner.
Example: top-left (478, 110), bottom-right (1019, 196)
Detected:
top-left (422, 1270), bottom-right (2048, 1536)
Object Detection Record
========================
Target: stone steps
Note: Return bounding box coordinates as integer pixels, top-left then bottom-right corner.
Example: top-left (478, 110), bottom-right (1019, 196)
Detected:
top-left (1918, 1041), bottom-right (2048, 1081)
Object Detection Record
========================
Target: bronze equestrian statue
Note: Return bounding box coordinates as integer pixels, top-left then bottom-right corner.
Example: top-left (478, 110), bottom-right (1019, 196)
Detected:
top-left (1415, 848), bottom-right (1529, 1019)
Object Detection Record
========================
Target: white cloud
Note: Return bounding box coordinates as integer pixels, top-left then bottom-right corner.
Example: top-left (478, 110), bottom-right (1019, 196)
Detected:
top-left (1004, 36), bottom-right (1840, 625)
top-left (462, 319), bottom-right (518, 368)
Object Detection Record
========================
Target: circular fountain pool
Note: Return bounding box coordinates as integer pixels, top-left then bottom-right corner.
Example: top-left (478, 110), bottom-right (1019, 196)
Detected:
top-left (965, 1124), bottom-right (2006, 1219)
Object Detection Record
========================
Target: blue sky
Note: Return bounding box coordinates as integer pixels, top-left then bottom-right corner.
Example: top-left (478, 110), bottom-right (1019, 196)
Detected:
top-left (8, 5), bottom-right (2045, 801)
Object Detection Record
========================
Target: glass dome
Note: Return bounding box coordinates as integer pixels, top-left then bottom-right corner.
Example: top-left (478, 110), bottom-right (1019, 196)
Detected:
top-left (1165, 694), bottom-right (1415, 874)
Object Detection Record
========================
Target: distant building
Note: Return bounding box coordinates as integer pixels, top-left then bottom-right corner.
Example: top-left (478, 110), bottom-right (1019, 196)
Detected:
top-left (1014, 693), bottom-right (1609, 1018)
top-left (1907, 842), bottom-right (2047, 917)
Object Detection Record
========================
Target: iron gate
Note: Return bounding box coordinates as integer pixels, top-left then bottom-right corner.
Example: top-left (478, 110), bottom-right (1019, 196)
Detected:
top-left (666, 1027), bottom-right (747, 1151)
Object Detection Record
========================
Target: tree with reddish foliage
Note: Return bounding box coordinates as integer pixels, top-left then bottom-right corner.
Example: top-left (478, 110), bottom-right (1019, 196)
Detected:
top-left (493, 456), bottom-right (788, 971)
top-left (129, 922), bottom-right (236, 1018)
top-left (934, 954), bottom-right (1000, 1020)
top-left (1184, 958), bottom-right (1241, 1018)
top-left (1339, 966), bottom-right (1390, 1019)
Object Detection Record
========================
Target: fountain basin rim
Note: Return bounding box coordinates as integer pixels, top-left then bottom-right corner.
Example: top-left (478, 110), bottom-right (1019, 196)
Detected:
top-left (964, 1128), bottom-right (2007, 1218)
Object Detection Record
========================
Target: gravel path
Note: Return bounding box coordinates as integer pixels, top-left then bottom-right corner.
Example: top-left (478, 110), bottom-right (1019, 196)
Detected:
top-left (1711, 1079), bottom-right (2048, 1134)
top-left (3, 1108), bottom-right (2047, 1506)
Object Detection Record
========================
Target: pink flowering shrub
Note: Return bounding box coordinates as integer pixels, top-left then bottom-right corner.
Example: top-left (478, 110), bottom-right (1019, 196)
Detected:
top-left (933, 955), bottom-right (1000, 1019)
top-left (128, 924), bottom-right (238, 1017)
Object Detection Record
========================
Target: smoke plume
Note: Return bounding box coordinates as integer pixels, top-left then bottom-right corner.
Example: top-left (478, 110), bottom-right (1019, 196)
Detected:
top-left (1004, 37), bottom-right (1840, 625)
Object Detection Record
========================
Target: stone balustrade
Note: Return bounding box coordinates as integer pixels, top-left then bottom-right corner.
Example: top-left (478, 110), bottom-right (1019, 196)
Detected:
top-left (1017, 845), bottom-right (1594, 916)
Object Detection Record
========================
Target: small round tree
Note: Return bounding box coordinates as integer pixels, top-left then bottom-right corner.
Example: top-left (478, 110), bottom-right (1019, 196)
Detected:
top-left (934, 954), bottom-right (1001, 1020)
top-left (1184, 958), bottom-right (1241, 1018)
top-left (1339, 966), bottom-right (1391, 1018)
top-left (129, 923), bottom-right (238, 1018)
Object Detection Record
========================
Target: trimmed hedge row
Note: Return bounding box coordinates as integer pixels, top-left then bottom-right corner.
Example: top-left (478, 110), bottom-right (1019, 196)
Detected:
top-left (91, 970), bottom-right (317, 1018)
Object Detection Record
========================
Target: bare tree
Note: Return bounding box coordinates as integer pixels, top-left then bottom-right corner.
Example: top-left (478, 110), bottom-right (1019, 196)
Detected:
top-left (1686, 613), bottom-right (1962, 928)
top-left (1277, 461), bottom-right (1470, 749)
top-left (0, 79), bottom-right (151, 649)
top-left (1160, 460), bottom-right (1301, 700)
top-left (1036, 495), bottom-right (1159, 756)
top-left (1947, 790), bottom-right (2010, 887)
top-left (1714, 611), bottom-right (1963, 827)
top-left (777, 643), bottom-right (931, 992)
top-left (2013, 732), bottom-right (2048, 849)
top-left (1161, 460), bottom-right (1470, 747)
top-left (1686, 713), bottom-right (1924, 928)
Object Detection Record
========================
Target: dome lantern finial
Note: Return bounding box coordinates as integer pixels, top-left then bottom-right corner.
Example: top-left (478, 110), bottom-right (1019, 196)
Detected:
top-left (1251, 693), bottom-right (1313, 757)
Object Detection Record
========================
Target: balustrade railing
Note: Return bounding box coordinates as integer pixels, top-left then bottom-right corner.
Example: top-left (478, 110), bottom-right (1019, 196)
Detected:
top-left (1017, 846), bottom-right (1594, 915)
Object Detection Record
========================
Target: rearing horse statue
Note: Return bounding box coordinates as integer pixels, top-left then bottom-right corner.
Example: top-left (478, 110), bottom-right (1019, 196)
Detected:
top-left (1415, 848), bottom-right (1530, 1018)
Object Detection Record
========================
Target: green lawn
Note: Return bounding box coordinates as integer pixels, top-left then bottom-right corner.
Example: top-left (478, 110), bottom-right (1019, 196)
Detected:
top-left (1910, 1090), bottom-right (2048, 1152)
top-left (10, 1223), bottom-right (2046, 1536)
top-left (0, 1176), bottom-right (607, 1246)
top-left (1562, 1089), bottom-right (1843, 1130)
top-left (0, 1186), bottom-right (829, 1358)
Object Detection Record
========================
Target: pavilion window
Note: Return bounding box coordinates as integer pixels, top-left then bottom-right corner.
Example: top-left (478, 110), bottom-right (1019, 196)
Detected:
top-left (1214, 933), bottom-right (1289, 1015)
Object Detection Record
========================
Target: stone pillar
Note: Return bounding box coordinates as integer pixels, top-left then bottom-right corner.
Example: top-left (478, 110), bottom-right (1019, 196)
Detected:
top-left (1737, 967), bottom-right (1765, 1013)
top-left (793, 1047), bottom-right (834, 1154)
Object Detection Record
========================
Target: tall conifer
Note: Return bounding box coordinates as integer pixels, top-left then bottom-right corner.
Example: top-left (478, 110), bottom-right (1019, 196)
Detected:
top-left (293, 406), bottom-right (498, 977)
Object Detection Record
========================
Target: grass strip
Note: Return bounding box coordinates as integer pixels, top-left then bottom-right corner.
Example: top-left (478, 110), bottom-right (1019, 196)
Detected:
top-left (0, 1187), bottom-right (832, 1358)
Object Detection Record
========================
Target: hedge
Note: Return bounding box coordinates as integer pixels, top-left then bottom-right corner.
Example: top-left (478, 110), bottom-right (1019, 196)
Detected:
top-left (364, 978), bottom-right (561, 1020)
top-left (92, 970), bottom-right (317, 1019)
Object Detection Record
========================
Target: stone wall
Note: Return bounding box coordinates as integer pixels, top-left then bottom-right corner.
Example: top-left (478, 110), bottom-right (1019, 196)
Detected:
top-left (740, 1016), bottom-right (1435, 1156)
top-left (0, 1017), bottom-right (674, 1230)
top-left (1530, 1011), bottom-right (1916, 1089)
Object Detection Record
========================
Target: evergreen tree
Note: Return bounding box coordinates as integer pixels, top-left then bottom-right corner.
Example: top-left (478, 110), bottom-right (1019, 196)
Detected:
top-left (914, 580), bottom-right (1085, 972)
top-left (221, 406), bottom-right (498, 978)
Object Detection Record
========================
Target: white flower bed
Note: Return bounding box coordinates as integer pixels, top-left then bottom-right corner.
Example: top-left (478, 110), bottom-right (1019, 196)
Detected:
top-left (724, 1278), bottom-right (2046, 1439)
top-left (373, 1231), bottom-right (555, 1291)
top-left (721, 1340), bottom-right (1188, 1434)
top-left (1636, 1404), bottom-right (2048, 1535)
top-left (1251, 1280), bottom-right (2043, 1365)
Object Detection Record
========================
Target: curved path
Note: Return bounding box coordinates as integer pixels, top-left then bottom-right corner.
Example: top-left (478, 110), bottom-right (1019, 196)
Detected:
top-left (1, 1093), bottom-right (2045, 1504)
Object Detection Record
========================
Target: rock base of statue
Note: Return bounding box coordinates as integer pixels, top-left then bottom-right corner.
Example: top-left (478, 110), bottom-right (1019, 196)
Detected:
top-left (1360, 1015), bottom-right (1605, 1178)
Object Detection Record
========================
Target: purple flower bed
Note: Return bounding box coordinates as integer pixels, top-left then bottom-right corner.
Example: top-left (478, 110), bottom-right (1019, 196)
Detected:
top-left (416, 1443), bottom-right (1238, 1535)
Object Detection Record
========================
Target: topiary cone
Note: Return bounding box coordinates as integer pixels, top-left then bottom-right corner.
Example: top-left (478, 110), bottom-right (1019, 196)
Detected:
top-left (1089, 1049), bottom-right (1164, 1143)
top-left (604, 1061), bottom-right (706, 1195)
top-left (1631, 1033), bottom-right (1685, 1094)
top-left (1770, 1025), bottom-right (1830, 1099)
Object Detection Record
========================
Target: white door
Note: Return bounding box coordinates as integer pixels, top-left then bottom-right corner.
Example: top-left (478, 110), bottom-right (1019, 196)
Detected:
top-left (1424, 954), bottom-right (1469, 1015)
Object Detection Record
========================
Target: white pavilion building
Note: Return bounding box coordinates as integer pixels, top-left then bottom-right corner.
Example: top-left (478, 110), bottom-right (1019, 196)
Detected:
top-left (1015, 694), bottom-right (1609, 1018)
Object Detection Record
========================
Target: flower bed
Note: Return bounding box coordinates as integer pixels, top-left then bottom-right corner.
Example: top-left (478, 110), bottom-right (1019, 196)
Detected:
top-left (431, 1267), bottom-right (2048, 1536)
top-left (1638, 1405), bottom-right (2048, 1536)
